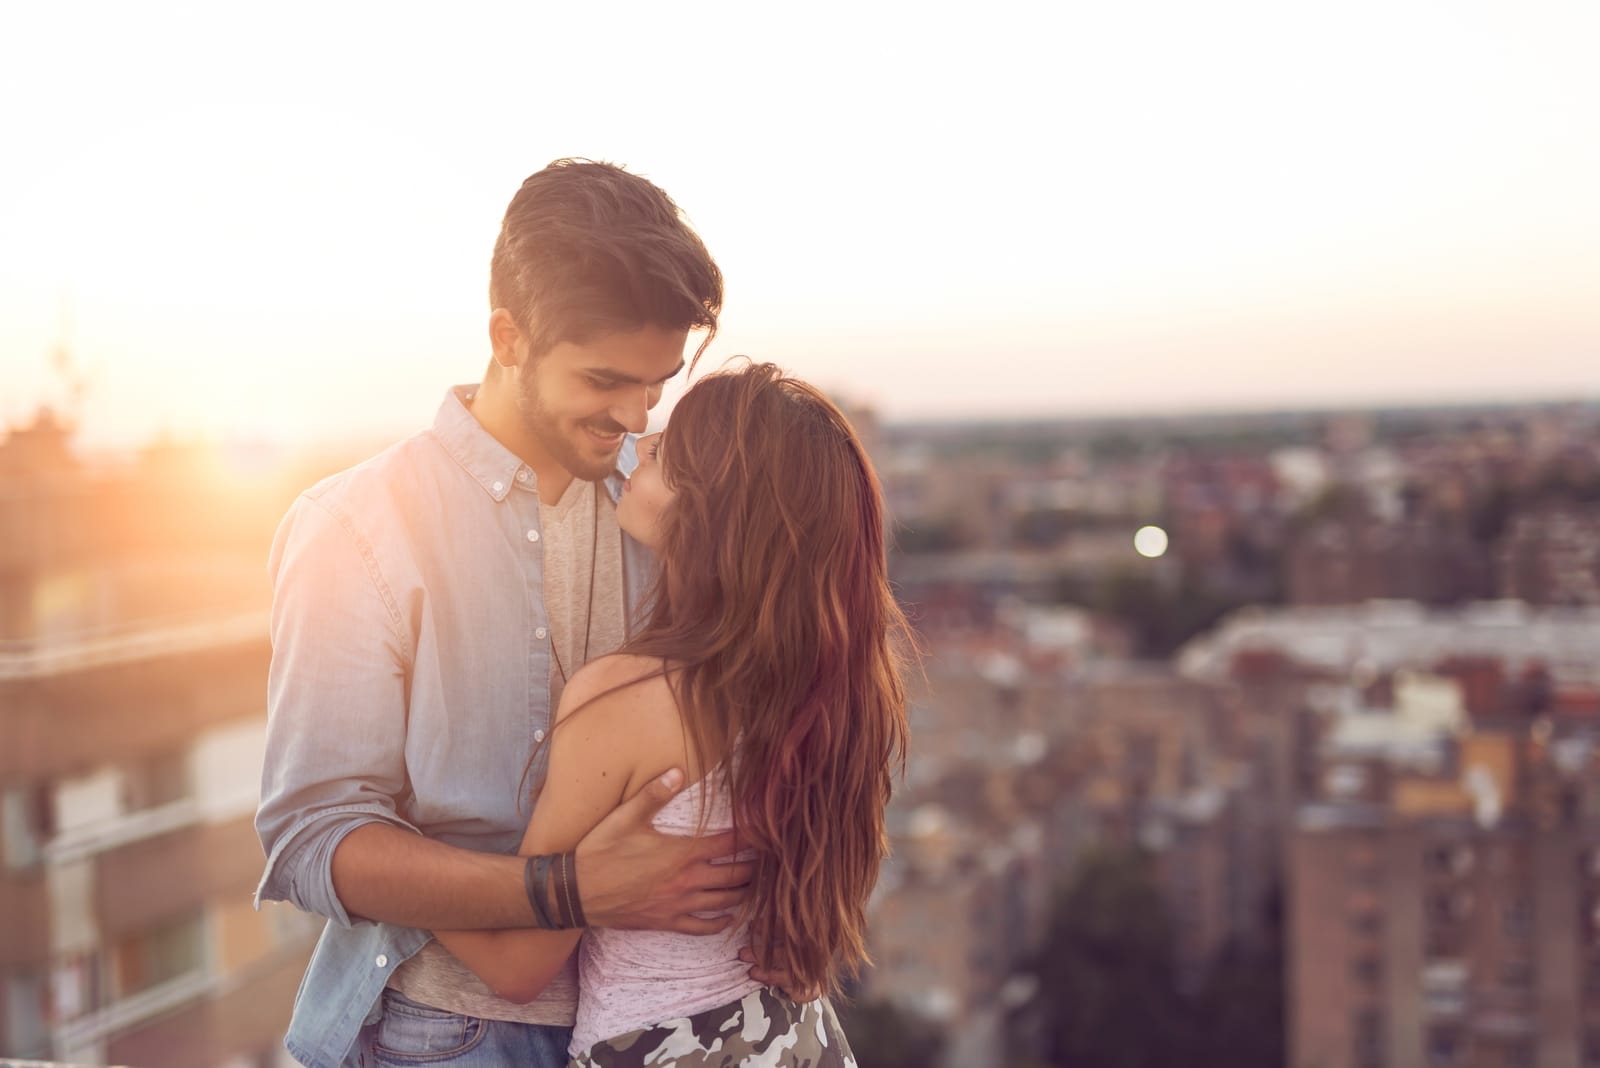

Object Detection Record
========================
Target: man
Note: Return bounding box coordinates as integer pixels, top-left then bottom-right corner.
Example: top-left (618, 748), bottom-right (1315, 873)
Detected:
top-left (256, 160), bottom-right (750, 1068)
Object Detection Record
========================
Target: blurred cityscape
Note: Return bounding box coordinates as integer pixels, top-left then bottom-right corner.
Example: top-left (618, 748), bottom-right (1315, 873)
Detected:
top-left (3, 385), bottom-right (1600, 1067)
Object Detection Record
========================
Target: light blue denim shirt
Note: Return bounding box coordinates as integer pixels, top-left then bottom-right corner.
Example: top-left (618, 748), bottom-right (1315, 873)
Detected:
top-left (254, 385), bottom-right (655, 1068)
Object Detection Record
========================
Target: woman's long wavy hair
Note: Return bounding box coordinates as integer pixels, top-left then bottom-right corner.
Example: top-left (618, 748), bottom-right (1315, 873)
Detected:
top-left (628, 360), bottom-right (912, 996)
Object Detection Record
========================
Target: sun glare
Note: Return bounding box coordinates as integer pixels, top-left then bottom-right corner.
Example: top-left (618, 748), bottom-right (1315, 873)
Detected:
top-left (1, 3), bottom-right (1596, 447)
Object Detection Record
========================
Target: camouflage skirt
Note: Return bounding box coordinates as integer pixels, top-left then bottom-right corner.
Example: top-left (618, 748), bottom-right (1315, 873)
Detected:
top-left (568, 986), bottom-right (856, 1067)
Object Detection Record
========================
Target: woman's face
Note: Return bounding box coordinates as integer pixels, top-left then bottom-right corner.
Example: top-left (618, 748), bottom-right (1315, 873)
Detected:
top-left (617, 431), bottom-right (676, 550)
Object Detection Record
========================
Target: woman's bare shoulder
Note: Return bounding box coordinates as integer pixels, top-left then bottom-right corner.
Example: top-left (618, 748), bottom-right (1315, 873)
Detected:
top-left (552, 654), bottom-right (690, 794)
top-left (555, 652), bottom-right (675, 724)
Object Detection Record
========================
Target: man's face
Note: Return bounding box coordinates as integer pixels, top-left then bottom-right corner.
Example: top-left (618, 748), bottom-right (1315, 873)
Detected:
top-left (515, 325), bottom-right (688, 482)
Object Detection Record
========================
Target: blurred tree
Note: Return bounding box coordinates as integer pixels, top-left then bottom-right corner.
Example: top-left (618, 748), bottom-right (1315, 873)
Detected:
top-left (891, 517), bottom-right (973, 554)
top-left (1530, 462), bottom-right (1600, 505)
top-left (1188, 885), bottom-right (1286, 1067)
top-left (1467, 459), bottom-right (1600, 547)
top-left (835, 999), bottom-right (945, 1068)
top-left (1468, 481), bottom-right (1517, 545)
top-left (1295, 482), bottom-right (1367, 528)
top-left (1034, 854), bottom-right (1287, 1068)
top-left (1006, 1056), bottom-right (1056, 1068)
top-left (1013, 508), bottom-right (1086, 548)
top-left (1071, 569), bottom-right (1246, 658)
top-left (1033, 847), bottom-right (1190, 1068)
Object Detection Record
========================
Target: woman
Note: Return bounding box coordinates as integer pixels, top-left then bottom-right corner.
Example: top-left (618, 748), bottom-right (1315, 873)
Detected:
top-left (436, 361), bottom-right (912, 1066)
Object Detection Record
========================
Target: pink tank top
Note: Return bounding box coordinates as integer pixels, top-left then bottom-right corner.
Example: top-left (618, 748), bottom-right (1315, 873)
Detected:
top-left (569, 767), bottom-right (763, 1054)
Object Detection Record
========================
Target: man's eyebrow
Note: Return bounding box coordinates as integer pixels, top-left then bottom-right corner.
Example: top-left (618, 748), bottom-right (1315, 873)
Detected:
top-left (584, 360), bottom-right (686, 387)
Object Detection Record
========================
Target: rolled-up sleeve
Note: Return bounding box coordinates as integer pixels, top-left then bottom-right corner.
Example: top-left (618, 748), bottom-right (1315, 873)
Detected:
top-left (255, 492), bottom-right (420, 926)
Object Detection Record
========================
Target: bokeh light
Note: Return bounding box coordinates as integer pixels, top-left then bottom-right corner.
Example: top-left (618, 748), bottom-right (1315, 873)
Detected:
top-left (1134, 525), bottom-right (1170, 559)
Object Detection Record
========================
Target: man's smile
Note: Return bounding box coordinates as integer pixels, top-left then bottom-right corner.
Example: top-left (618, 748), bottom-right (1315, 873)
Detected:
top-left (585, 425), bottom-right (625, 447)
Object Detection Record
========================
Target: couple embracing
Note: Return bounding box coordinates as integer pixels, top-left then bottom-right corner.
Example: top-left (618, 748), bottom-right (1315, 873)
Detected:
top-left (254, 159), bottom-right (911, 1067)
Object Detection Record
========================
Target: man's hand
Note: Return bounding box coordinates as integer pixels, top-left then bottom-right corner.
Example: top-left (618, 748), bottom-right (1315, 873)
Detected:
top-left (575, 769), bottom-right (754, 933)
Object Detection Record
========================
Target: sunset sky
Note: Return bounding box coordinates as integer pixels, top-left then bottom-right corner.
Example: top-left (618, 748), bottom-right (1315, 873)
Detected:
top-left (2, 2), bottom-right (1596, 449)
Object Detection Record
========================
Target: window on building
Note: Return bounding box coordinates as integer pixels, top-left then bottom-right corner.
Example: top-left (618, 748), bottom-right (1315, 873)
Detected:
top-left (1586, 956), bottom-right (1600, 994)
top-left (1353, 1008), bottom-right (1384, 1068)
top-left (1427, 1027), bottom-right (1462, 1067)
top-left (1430, 889), bottom-right (1473, 925)
top-left (1501, 959), bottom-right (1535, 992)
top-left (1502, 897), bottom-right (1534, 938)
top-left (1350, 910), bottom-right (1383, 937)
top-left (1426, 926), bottom-right (1469, 960)
top-left (49, 952), bottom-right (104, 1026)
top-left (4, 968), bottom-right (51, 1058)
top-left (110, 911), bottom-right (206, 1001)
top-left (1427, 843), bottom-right (1474, 876)
top-left (1582, 1027), bottom-right (1600, 1068)
top-left (1506, 1038), bottom-right (1537, 1068)
top-left (1, 785), bottom-right (55, 870)
top-left (1349, 846), bottom-right (1384, 889)
top-left (119, 748), bottom-right (190, 814)
top-left (1352, 956), bottom-right (1383, 986)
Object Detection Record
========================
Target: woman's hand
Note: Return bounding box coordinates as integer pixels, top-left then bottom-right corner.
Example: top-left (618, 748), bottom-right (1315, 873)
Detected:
top-left (575, 769), bottom-right (756, 933)
top-left (737, 946), bottom-right (822, 1003)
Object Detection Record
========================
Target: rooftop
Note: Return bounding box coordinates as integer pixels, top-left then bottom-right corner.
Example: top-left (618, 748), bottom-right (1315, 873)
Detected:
top-left (1178, 600), bottom-right (1600, 684)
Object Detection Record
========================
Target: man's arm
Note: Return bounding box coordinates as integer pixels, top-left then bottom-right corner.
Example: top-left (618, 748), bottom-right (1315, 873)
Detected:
top-left (330, 780), bottom-right (752, 933)
top-left (256, 493), bottom-right (424, 926)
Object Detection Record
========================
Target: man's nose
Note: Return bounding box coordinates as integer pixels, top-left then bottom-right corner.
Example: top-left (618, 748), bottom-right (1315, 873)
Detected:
top-left (612, 389), bottom-right (650, 434)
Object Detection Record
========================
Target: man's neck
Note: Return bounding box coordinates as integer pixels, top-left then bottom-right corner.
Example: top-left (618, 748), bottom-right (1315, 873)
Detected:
top-left (466, 378), bottom-right (575, 505)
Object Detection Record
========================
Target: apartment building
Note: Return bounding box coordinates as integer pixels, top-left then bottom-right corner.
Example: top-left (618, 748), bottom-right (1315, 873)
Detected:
top-left (1, 617), bottom-right (316, 1067)
top-left (1, 412), bottom-right (317, 1067)
top-left (1290, 805), bottom-right (1599, 1068)
top-left (1198, 602), bottom-right (1600, 1067)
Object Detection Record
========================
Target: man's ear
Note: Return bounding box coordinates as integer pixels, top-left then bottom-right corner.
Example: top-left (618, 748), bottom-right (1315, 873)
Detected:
top-left (488, 309), bottom-right (526, 370)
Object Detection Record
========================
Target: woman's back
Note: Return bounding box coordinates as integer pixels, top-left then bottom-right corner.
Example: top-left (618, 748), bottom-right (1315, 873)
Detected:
top-left (570, 767), bottom-right (761, 1052)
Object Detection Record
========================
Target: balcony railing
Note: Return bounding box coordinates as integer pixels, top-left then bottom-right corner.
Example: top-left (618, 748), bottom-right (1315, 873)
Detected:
top-left (50, 970), bottom-right (215, 1058)
top-left (44, 797), bottom-right (205, 867)
top-left (0, 610), bottom-right (268, 681)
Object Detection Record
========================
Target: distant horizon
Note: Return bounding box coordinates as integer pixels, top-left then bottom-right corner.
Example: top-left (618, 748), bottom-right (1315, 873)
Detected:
top-left (12, 379), bottom-right (1596, 462)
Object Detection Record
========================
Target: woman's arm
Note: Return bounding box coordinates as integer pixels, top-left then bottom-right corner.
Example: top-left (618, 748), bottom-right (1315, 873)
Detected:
top-left (434, 660), bottom-right (674, 1004)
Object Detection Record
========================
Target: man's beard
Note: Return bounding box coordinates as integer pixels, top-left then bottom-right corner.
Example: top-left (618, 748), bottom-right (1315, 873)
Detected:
top-left (518, 374), bottom-right (624, 483)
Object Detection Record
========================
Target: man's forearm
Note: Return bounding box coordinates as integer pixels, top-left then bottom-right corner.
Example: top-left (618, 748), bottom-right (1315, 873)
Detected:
top-left (331, 823), bottom-right (537, 930)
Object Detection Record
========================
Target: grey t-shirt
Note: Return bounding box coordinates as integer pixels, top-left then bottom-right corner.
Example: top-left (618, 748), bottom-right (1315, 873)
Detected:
top-left (389, 477), bottom-right (628, 1025)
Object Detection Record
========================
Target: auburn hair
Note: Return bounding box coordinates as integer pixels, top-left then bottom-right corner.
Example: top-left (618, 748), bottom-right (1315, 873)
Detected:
top-left (626, 360), bottom-right (912, 996)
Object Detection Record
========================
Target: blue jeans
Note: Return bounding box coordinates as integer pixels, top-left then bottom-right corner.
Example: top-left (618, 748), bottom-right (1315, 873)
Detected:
top-left (355, 989), bottom-right (574, 1068)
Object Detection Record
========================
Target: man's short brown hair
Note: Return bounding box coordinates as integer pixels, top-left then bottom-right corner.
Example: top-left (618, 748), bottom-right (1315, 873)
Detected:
top-left (489, 159), bottom-right (723, 363)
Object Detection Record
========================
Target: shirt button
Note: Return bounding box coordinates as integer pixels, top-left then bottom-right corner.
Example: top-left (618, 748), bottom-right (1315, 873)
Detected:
top-left (516, 470), bottom-right (529, 483)
top-left (535, 627), bottom-right (548, 640)
top-left (535, 729), bottom-right (547, 743)
top-left (492, 481), bottom-right (505, 494)
top-left (375, 954), bottom-right (389, 968)
top-left (526, 530), bottom-right (540, 543)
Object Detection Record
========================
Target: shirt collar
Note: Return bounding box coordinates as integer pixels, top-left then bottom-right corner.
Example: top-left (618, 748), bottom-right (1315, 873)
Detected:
top-left (431, 385), bottom-right (637, 502)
